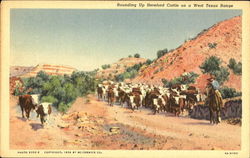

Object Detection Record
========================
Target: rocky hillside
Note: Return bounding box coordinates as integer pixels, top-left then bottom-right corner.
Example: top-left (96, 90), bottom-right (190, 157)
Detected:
top-left (96, 57), bottom-right (147, 80)
top-left (10, 66), bottom-right (34, 77)
top-left (133, 16), bottom-right (242, 92)
top-left (10, 64), bottom-right (77, 78)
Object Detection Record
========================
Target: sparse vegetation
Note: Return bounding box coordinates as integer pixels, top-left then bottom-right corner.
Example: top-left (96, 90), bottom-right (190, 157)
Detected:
top-left (219, 86), bottom-right (242, 99)
top-left (21, 71), bottom-right (99, 113)
top-left (208, 42), bottom-right (217, 49)
top-left (101, 64), bottom-right (111, 70)
top-left (134, 53), bottom-right (140, 58)
top-left (200, 56), bottom-right (229, 84)
top-left (157, 48), bottom-right (168, 59)
top-left (146, 59), bottom-right (153, 65)
top-left (228, 58), bottom-right (242, 75)
top-left (162, 72), bottom-right (199, 87)
top-left (153, 69), bottom-right (159, 74)
top-left (115, 60), bottom-right (152, 82)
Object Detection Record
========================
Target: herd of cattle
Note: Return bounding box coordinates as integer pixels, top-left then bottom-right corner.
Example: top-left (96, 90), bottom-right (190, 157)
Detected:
top-left (16, 81), bottom-right (209, 126)
top-left (97, 81), bottom-right (207, 116)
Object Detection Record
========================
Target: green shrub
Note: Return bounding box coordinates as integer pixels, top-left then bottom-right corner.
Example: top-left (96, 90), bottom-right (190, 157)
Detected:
top-left (161, 72), bottom-right (199, 87)
top-left (200, 56), bottom-right (221, 73)
top-left (157, 48), bottom-right (168, 59)
top-left (101, 64), bottom-right (110, 70)
top-left (212, 66), bottom-right (230, 84)
top-left (146, 59), bottom-right (153, 65)
top-left (13, 87), bottom-right (23, 96)
top-left (22, 71), bottom-right (98, 112)
top-left (208, 42), bottom-right (217, 49)
top-left (41, 95), bottom-right (58, 105)
top-left (219, 87), bottom-right (242, 99)
top-left (58, 102), bottom-right (69, 113)
top-left (153, 69), bottom-right (159, 74)
top-left (134, 53), bottom-right (140, 58)
top-left (228, 58), bottom-right (242, 75)
top-left (200, 56), bottom-right (229, 84)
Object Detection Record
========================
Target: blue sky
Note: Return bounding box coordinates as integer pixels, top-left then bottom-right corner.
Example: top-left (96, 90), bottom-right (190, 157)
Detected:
top-left (10, 9), bottom-right (241, 71)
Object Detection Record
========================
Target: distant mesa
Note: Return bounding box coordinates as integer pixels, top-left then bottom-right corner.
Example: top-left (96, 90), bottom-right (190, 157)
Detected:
top-left (10, 64), bottom-right (77, 78)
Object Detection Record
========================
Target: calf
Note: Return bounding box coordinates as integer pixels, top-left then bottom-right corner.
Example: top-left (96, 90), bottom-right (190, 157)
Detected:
top-left (36, 102), bottom-right (52, 125)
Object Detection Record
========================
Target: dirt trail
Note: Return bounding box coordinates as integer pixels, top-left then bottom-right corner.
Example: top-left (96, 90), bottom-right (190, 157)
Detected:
top-left (10, 94), bottom-right (240, 150)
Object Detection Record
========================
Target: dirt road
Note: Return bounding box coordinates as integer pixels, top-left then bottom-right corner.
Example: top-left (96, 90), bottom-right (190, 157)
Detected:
top-left (10, 94), bottom-right (241, 150)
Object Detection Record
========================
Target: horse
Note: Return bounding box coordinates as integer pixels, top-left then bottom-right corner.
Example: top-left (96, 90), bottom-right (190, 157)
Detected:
top-left (206, 83), bottom-right (223, 124)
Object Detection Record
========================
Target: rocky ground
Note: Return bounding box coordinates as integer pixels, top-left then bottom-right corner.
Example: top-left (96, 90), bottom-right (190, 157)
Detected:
top-left (10, 94), bottom-right (241, 150)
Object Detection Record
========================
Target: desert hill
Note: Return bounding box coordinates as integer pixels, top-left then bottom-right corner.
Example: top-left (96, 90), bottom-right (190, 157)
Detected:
top-left (10, 64), bottom-right (77, 78)
top-left (10, 66), bottom-right (34, 77)
top-left (132, 16), bottom-right (242, 92)
top-left (96, 57), bottom-right (147, 80)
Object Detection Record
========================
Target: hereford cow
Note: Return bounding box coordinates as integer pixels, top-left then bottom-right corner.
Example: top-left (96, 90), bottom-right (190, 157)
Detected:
top-left (97, 84), bottom-right (103, 100)
top-left (36, 102), bottom-right (52, 125)
top-left (107, 88), bottom-right (115, 106)
top-left (152, 94), bottom-right (168, 114)
top-left (19, 94), bottom-right (39, 120)
top-left (128, 92), bottom-right (141, 110)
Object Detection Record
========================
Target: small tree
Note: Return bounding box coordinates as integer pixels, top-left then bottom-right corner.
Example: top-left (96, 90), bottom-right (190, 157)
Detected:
top-left (212, 67), bottom-right (230, 84)
top-left (199, 56), bottom-right (221, 73)
top-left (37, 71), bottom-right (50, 82)
top-left (157, 48), bottom-right (168, 59)
top-left (208, 43), bottom-right (217, 49)
top-left (101, 64), bottom-right (110, 70)
top-left (146, 59), bottom-right (152, 65)
top-left (228, 58), bottom-right (242, 75)
top-left (219, 86), bottom-right (241, 99)
top-left (200, 56), bottom-right (229, 84)
top-left (134, 53), bottom-right (140, 58)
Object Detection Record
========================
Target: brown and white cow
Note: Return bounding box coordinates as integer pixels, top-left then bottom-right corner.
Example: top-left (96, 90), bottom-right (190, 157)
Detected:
top-left (19, 94), bottom-right (39, 120)
top-left (36, 102), bottom-right (52, 125)
top-left (107, 88), bottom-right (115, 106)
top-left (97, 84), bottom-right (103, 100)
top-left (128, 92), bottom-right (141, 110)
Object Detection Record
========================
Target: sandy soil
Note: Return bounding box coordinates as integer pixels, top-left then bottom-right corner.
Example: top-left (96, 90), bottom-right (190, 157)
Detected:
top-left (10, 94), bottom-right (241, 150)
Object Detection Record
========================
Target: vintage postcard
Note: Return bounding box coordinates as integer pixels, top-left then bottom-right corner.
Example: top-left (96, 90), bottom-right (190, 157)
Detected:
top-left (1, 1), bottom-right (250, 158)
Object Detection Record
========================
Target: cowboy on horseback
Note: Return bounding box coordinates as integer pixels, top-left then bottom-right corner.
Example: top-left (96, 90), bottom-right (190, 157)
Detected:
top-left (206, 75), bottom-right (223, 124)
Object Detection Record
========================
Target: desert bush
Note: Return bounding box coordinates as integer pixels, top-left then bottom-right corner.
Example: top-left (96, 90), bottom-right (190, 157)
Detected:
top-left (101, 64), bottom-right (110, 70)
top-left (146, 59), bottom-right (153, 65)
top-left (157, 48), bottom-right (168, 59)
top-left (208, 42), bottom-right (217, 49)
top-left (41, 95), bottom-right (58, 105)
top-left (212, 66), bottom-right (230, 84)
top-left (153, 69), bottom-right (160, 74)
top-left (228, 58), bottom-right (242, 75)
top-left (134, 53), bottom-right (140, 58)
top-left (200, 56), bottom-right (229, 84)
top-left (200, 56), bottom-right (221, 73)
top-left (58, 102), bottom-right (70, 113)
top-left (13, 87), bottom-right (24, 96)
top-left (161, 72), bottom-right (199, 87)
top-left (219, 87), bottom-right (242, 99)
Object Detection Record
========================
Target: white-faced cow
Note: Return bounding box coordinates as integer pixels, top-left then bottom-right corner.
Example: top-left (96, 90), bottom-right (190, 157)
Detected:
top-left (36, 102), bottom-right (52, 125)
